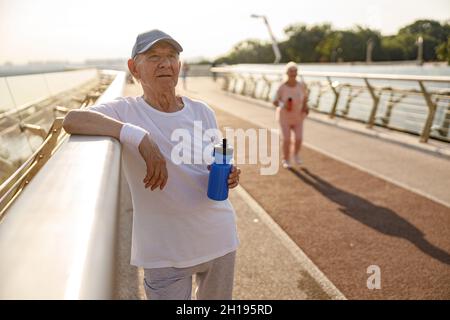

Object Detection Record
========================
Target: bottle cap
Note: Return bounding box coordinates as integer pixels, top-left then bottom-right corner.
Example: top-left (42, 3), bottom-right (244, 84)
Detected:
top-left (213, 144), bottom-right (234, 156)
top-left (213, 139), bottom-right (233, 164)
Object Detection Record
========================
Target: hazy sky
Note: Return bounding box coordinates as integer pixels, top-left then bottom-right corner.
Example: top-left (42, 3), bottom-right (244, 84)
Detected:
top-left (0, 0), bottom-right (449, 64)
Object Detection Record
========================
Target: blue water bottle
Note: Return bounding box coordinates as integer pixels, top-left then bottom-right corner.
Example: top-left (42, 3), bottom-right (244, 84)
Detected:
top-left (207, 138), bottom-right (233, 201)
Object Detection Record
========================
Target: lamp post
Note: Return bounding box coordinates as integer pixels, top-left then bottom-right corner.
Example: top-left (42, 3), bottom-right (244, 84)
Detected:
top-left (251, 14), bottom-right (282, 63)
top-left (366, 38), bottom-right (374, 63)
top-left (416, 36), bottom-right (424, 66)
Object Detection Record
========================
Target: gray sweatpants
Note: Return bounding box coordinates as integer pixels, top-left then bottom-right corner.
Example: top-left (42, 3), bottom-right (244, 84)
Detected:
top-left (143, 251), bottom-right (236, 300)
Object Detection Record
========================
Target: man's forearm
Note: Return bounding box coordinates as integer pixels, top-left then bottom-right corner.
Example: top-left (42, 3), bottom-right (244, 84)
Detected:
top-left (62, 110), bottom-right (123, 140)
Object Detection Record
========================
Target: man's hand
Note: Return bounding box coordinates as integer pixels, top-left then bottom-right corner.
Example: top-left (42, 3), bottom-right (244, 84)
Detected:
top-left (207, 164), bottom-right (241, 189)
top-left (227, 165), bottom-right (241, 189)
top-left (139, 134), bottom-right (168, 190)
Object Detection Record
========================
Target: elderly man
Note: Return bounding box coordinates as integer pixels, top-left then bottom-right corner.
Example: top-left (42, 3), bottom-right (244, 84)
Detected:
top-left (62, 29), bottom-right (241, 300)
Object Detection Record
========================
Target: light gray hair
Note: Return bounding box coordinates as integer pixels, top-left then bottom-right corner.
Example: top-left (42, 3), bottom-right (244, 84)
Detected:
top-left (285, 61), bottom-right (298, 73)
top-left (282, 61), bottom-right (300, 82)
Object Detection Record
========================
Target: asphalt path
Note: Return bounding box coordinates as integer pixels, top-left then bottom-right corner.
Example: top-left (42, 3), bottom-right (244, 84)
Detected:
top-left (178, 78), bottom-right (450, 299)
top-left (120, 80), bottom-right (450, 299)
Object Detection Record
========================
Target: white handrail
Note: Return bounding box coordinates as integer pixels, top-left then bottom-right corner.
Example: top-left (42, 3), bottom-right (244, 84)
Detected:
top-left (211, 66), bottom-right (450, 83)
top-left (0, 71), bottom-right (126, 299)
top-left (212, 65), bottom-right (450, 142)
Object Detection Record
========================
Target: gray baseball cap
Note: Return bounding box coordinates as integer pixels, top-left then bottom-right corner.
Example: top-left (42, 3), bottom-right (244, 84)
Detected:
top-left (131, 29), bottom-right (183, 59)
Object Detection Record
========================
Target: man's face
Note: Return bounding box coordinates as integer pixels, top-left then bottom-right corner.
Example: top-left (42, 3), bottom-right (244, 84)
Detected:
top-left (133, 41), bottom-right (181, 91)
top-left (287, 67), bottom-right (297, 79)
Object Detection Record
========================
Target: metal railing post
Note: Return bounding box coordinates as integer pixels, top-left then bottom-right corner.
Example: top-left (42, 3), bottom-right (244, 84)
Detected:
top-left (239, 76), bottom-right (247, 95)
top-left (315, 84), bottom-right (323, 110)
top-left (381, 91), bottom-right (406, 127)
top-left (344, 87), bottom-right (364, 117)
top-left (229, 76), bottom-right (235, 92)
top-left (365, 78), bottom-right (380, 128)
top-left (262, 76), bottom-right (272, 101)
top-left (208, 66), bottom-right (450, 143)
top-left (419, 81), bottom-right (438, 143)
top-left (341, 86), bottom-right (351, 117)
top-left (327, 77), bottom-right (340, 118)
top-left (250, 76), bottom-right (258, 98)
top-left (232, 75), bottom-right (239, 94)
top-left (381, 90), bottom-right (395, 126)
top-left (437, 101), bottom-right (450, 137)
top-left (0, 117), bottom-right (65, 218)
top-left (19, 123), bottom-right (47, 139)
top-left (221, 75), bottom-right (230, 91)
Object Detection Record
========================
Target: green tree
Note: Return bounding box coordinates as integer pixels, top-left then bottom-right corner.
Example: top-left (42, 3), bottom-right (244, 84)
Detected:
top-left (282, 23), bottom-right (333, 62)
top-left (315, 31), bottom-right (342, 62)
top-left (436, 38), bottom-right (450, 64)
top-left (381, 36), bottom-right (408, 61)
top-left (396, 19), bottom-right (450, 61)
top-left (213, 19), bottom-right (449, 64)
top-left (214, 39), bottom-right (273, 64)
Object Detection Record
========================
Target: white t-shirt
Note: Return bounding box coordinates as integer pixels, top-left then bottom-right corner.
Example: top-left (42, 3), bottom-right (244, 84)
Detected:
top-left (88, 96), bottom-right (239, 268)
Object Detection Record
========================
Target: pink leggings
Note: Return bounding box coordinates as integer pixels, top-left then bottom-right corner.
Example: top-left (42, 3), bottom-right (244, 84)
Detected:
top-left (280, 120), bottom-right (304, 160)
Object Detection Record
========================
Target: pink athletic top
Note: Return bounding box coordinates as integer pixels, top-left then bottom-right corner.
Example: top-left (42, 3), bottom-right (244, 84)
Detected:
top-left (275, 81), bottom-right (307, 125)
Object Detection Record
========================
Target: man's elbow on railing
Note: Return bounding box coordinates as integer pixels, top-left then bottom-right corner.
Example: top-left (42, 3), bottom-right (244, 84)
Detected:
top-left (62, 110), bottom-right (80, 134)
top-left (62, 110), bottom-right (122, 140)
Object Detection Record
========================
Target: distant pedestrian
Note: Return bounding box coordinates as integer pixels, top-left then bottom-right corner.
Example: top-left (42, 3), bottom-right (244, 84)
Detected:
top-left (273, 61), bottom-right (309, 168)
top-left (181, 61), bottom-right (190, 89)
top-left (211, 61), bottom-right (217, 81)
